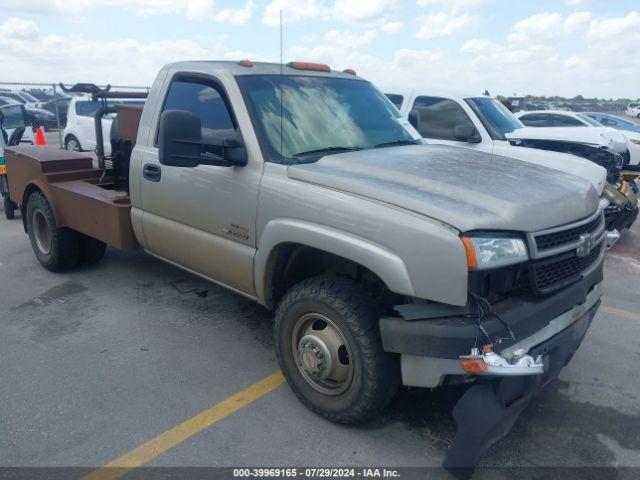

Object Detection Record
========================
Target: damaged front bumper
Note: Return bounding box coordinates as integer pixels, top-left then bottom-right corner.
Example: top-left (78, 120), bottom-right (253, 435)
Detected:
top-left (379, 261), bottom-right (603, 470)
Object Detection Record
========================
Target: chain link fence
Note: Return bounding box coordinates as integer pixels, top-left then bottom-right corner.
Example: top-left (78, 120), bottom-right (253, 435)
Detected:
top-left (0, 81), bottom-right (149, 148)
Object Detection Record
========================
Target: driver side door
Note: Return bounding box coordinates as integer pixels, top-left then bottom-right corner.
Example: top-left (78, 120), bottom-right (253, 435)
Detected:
top-left (140, 74), bottom-right (261, 296)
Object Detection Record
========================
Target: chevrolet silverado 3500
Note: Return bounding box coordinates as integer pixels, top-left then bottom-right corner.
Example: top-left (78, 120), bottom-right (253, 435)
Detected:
top-left (4, 61), bottom-right (605, 469)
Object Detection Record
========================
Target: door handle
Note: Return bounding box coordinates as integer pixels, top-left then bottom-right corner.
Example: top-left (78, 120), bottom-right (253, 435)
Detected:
top-left (143, 163), bottom-right (161, 182)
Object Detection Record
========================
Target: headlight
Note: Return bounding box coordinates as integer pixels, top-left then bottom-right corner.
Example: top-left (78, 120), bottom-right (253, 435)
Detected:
top-left (630, 139), bottom-right (640, 145)
top-left (461, 236), bottom-right (529, 270)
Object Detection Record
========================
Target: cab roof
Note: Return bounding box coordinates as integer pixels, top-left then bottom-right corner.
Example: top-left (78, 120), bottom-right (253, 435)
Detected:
top-left (164, 60), bottom-right (364, 80)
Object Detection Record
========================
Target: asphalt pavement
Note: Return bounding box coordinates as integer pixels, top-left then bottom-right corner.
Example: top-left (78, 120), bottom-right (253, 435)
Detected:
top-left (1, 190), bottom-right (639, 479)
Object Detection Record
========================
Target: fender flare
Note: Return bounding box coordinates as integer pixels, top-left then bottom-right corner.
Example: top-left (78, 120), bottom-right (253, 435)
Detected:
top-left (254, 219), bottom-right (416, 307)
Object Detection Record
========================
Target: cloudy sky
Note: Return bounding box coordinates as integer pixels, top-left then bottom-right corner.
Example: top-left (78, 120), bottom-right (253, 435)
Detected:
top-left (0, 0), bottom-right (638, 98)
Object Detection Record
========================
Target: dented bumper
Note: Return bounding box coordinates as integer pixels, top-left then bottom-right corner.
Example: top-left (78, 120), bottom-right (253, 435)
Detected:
top-left (443, 300), bottom-right (598, 472)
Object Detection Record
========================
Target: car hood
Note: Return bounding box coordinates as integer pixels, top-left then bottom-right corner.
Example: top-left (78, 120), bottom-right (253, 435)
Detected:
top-left (507, 126), bottom-right (628, 153)
top-left (492, 141), bottom-right (606, 195)
top-left (287, 144), bottom-right (599, 233)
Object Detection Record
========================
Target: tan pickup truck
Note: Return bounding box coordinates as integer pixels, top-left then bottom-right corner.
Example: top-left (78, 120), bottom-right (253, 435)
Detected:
top-left (3, 61), bottom-right (606, 469)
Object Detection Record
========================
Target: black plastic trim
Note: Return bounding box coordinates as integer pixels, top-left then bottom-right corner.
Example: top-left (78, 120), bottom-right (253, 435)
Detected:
top-left (379, 259), bottom-right (602, 358)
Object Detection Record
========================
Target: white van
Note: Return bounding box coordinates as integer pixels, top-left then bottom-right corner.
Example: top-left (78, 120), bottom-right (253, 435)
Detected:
top-left (63, 96), bottom-right (144, 154)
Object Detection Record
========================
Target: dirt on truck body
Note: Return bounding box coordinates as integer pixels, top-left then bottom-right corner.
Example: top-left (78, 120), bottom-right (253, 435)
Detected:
top-left (3, 62), bottom-right (608, 472)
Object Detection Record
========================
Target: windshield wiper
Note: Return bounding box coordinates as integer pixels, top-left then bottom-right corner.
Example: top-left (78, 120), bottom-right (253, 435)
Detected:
top-left (373, 140), bottom-right (419, 148)
top-left (293, 146), bottom-right (364, 157)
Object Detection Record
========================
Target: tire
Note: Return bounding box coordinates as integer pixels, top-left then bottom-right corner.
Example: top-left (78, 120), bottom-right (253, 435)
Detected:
top-left (3, 195), bottom-right (15, 220)
top-left (65, 135), bottom-right (82, 152)
top-left (26, 191), bottom-right (81, 271)
top-left (79, 234), bottom-right (107, 266)
top-left (274, 275), bottom-right (400, 424)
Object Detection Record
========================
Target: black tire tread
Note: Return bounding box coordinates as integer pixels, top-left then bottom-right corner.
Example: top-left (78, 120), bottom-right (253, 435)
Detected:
top-left (26, 191), bottom-right (80, 271)
top-left (3, 196), bottom-right (15, 220)
top-left (274, 275), bottom-right (399, 424)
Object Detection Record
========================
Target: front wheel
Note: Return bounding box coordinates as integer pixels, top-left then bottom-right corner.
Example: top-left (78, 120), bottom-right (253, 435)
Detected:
top-left (3, 195), bottom-right (16, 220)
top-left (274, 275), bottom-right (400, 424)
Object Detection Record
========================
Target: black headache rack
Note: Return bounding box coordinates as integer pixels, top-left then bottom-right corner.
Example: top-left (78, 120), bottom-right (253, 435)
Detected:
top-left (59, 83), bottom-right (148, 192)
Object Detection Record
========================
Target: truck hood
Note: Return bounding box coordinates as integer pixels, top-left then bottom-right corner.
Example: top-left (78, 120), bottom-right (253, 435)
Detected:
top-left (287, 144), bottom-right (599, 233)
top-left (492, 141), bottom-right (606, 195)
top-left (507, 126), bottom-right (628, 153)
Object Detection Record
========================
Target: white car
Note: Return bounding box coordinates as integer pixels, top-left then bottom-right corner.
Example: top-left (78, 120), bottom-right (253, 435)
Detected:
top-left (516, 110), bottom-right (639, 166)
top-left (383, 89), bottom-right (607, 195)
top-left (626, 102), bottom-right (640, 118)
top-left (63, 95), bottom-right (145, 155)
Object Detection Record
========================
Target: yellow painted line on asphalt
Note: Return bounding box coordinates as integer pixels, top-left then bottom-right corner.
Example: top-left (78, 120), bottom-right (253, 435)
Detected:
top-left (601, 306), bottom-right (640, 322)
top-left (82, 371), bottom-right (285, 480)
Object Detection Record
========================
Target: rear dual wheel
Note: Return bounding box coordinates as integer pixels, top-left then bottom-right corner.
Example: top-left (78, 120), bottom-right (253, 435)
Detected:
top-left (274, 275), bottom-right (400, 424)
top-left (26, 191), bottom-right (106, 271)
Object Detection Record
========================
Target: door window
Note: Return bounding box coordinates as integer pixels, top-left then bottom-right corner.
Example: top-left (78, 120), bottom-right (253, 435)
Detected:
top-left (551, 115), bottom-right (585, 127)
top-left (160, 78), bottom-right (235, 145)
top-left (519, 113), bottom-right (554, 127)
top-left (385, 94), bottom-right (404, 110)
top-left (411, 96), bottom-right (475, 140)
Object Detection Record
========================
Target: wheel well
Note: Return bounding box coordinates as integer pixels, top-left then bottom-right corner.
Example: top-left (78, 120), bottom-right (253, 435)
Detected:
top-left (266, 243), bottom-right (399, 310)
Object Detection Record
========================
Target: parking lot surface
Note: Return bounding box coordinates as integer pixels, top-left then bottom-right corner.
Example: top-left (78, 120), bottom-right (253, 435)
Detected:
top-left (1, 199), bottom-right (640, 477)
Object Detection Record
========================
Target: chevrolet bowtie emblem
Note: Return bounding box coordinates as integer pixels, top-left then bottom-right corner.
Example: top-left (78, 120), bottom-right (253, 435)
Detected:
top-left (576, 233), bottom-right (594, 257)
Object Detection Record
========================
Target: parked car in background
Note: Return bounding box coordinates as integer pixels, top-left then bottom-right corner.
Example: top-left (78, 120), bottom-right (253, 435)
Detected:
top-left (516, 110), bottom-right (639, 166)
top-left (626, 102), bottom-right (640, 118)
top-left (63, 95), bottom-right (145, 154)
top-left (0, 90), bottom-right (38, 108)
top-left (384, 89), bottom-right (637, 235)
top-left (384, 89), bottom-right (607, 192)
top-left (39, 97), bottom-right (71, 128)
top-left (584, 112), bottom-right (640, 134)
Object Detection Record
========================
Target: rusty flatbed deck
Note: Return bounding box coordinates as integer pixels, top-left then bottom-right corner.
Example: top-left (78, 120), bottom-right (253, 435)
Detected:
top-left (5, 145), bottom-right (138, 250)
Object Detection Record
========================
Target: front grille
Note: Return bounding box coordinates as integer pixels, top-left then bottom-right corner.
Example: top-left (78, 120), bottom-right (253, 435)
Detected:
top-left (528, 243), bottom-right (601, 295)
top-left (535, 215), bottom-right (601, 251)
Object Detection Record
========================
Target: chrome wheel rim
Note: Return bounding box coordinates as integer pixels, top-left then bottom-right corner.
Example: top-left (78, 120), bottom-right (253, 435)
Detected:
top-left (32, 209), bottom-right (52, 255)
top-left (292, 312), bottom-right (354, 396)
top-left (67, 139), bottom-right (79, 151)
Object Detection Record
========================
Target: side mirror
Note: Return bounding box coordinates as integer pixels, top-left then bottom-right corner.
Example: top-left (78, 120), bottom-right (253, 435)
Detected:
top-left (454, 124), bottom-right (481, 143)
top-left (407, 109), bottom-right (421, 130)
top-left (0, 104), bottom-right (27, 130)
top-left (158, 110), bottom-right (247, 168)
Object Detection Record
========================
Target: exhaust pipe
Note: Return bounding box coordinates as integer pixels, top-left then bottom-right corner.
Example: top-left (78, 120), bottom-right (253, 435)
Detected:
top-left (605, 229), bottom-right (621, 250)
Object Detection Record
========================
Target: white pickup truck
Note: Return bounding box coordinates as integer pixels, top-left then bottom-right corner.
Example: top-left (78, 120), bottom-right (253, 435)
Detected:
top-left (384, 89), bottom-right (637, 237)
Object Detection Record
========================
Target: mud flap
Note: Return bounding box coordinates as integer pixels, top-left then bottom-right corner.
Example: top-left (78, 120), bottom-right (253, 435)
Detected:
top-left (442, 302), bottom-right (598, 478)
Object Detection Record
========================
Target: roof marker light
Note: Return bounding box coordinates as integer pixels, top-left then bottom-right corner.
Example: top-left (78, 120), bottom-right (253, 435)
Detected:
top-left (288, 61), bottom-right (331, 72)
top-left (343, 69), bottom-right (356, 75)
top-left (238, 60), bottom-right (254, 67)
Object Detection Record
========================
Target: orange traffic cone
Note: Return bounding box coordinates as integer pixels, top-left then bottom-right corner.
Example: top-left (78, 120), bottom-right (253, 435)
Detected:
top-left (34, 127), bottom-right (47, 146)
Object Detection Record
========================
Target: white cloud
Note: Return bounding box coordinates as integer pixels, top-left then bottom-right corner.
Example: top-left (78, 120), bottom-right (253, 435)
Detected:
top-left (262, 0), bottom-right (330, 26)
top-left (416, 0), bottom-right (492, 6)
top-left (213, 0), bottom-right (254, 25)
top-left (0, 17), bottom-right (41, 40)
top-left (381, 21), bottom-right (403, 33)
top-left (564, 0), bottom-right (588, 6)
top-left (1, 0), bottom-right (254, 22)
top-left (333, 0), bottom-right (395, 23)
top-left (507, 11), bottom-right (591, 44)
top-left (415, 11), bottom-right (477, 40)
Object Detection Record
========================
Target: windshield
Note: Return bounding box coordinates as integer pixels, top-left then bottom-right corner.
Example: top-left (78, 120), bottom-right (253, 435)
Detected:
top-left (578, 113), bottom-right (605, 127)
top-left (465, 97), bottom-right (523, 140)
top-left (19, 92), bottom-right (39, 103)
top-left (236, 75), bottom-right (418, 163)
